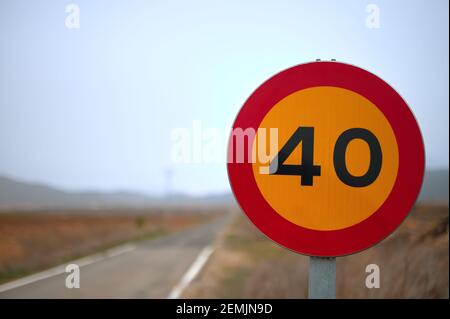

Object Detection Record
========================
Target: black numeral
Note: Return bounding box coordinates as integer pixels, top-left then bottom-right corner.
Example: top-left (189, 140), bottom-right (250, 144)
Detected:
top-left (269, 127), bottom-right (321, 186)
top-left (333, 128), bottom-right (382, 187)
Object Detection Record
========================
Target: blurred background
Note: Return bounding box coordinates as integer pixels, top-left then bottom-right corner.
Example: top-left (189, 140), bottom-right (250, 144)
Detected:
top-left (0, 0), bottom-right (448, 298)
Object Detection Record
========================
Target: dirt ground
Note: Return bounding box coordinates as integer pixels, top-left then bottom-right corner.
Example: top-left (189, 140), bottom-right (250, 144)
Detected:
top-left (184, 203), bottom-right (449, 299)
top-left (0, 207), bottom-right (224, 284)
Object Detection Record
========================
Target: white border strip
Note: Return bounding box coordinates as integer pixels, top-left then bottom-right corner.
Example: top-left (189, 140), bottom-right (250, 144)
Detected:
top-left (167, 245), bottom-right (214, 299)
top-left (0, 244), bottom-right (136, 293)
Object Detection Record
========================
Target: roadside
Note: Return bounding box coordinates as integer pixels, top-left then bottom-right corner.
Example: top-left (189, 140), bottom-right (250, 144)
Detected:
top-left (0, 206), bottom-right (226, 284)
top-left (0, 213), bottom-right (232, 298)
top-left (184, 203), bottom-right (449, 298)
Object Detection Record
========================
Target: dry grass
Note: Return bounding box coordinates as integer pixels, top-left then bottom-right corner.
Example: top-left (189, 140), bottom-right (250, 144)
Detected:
top-left (0, 207), bottom-right (223, 284)
top-left (184, 204), bottom-right (449, 299)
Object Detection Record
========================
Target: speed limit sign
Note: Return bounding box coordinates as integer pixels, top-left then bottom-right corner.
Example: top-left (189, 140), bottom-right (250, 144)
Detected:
top-left (227, 61), bottom-right (424, 257)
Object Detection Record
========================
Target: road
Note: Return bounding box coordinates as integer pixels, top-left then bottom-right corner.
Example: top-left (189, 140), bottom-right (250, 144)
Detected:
top-left (0, 215), bottom-right (230, 298)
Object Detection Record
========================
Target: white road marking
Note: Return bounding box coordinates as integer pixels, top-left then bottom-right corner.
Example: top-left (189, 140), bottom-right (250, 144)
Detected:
top-left (167, 245), bottom-right (214, 299)
top-left (0, 244), bottom-right (136, 293)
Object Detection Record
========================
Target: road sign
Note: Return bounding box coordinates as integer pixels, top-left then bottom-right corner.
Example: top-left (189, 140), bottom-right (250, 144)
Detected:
top-left (227, 61), bottom-right (424, 257)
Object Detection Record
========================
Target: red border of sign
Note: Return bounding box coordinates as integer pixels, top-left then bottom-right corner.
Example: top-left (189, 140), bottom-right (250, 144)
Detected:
top-left (227, 61), bottom-right (425, 257)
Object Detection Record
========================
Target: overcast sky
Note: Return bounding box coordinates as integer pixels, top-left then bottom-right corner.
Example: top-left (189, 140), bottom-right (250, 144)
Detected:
top-left (0, 0), bottom-right (448, 195)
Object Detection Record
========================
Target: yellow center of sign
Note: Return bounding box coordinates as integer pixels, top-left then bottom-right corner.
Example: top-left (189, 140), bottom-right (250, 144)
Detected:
top-left (252, 86), bottom-right (399, 231)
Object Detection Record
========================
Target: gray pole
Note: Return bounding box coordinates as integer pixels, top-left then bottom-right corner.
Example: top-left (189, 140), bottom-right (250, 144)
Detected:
top-left (308, 257), bottom-right (336, 299)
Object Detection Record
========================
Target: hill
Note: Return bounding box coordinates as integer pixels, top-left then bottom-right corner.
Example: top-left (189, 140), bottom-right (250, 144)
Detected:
top-left (0, 169), bottom-right (447, 209)
top-left (0, 176), bottom-right (232, 209)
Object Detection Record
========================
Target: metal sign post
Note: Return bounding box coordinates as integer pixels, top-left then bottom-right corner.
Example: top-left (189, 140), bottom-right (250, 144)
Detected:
top-left (309, 257), bottom-right (336, 299)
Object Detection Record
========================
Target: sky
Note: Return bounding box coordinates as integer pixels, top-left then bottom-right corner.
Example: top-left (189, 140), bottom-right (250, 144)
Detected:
top-left (0, 0), bottom-right (448, 196)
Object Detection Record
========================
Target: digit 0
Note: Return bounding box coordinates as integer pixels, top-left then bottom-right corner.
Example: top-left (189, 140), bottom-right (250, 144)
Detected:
top-left (333, 128), bottom-right (382, 187)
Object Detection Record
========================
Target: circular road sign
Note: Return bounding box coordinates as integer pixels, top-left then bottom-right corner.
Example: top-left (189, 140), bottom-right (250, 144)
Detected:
top-left (227, 61), bottom-right (424, 257)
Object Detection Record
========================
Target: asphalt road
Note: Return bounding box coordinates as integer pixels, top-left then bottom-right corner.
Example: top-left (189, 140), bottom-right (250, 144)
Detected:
top-left (0, 215), bottom-right (230, 298)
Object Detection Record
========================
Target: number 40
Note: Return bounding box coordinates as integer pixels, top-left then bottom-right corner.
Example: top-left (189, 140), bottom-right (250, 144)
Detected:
top-left (269, 127), bottom-right (382, 187)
